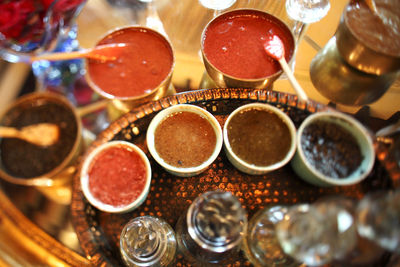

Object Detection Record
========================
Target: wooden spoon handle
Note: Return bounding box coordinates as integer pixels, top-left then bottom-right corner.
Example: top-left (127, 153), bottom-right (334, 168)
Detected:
top-left (278, 58), bottom-right (309, 101)
top-left (0, 126), bottom-right (21, 138)
top-left (365, 0), bottom-right (378, 14)
top-left (30, 49), bottom-right (92, 62)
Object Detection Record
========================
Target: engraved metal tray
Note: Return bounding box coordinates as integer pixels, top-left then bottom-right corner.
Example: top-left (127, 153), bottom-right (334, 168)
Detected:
top-left (71, 88), bottom-right (395, 266)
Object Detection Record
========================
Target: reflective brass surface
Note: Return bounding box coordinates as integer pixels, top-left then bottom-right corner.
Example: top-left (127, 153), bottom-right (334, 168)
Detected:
top-left (310, 37), bottom-right (398, 106)
top-left (335, 9), bottom-right (400, 75)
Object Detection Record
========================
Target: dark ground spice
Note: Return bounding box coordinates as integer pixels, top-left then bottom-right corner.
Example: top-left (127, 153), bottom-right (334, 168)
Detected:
top-left (0, 101), bottom-right (78, 178)
top-left (301, 120), bottom-right (363, 178)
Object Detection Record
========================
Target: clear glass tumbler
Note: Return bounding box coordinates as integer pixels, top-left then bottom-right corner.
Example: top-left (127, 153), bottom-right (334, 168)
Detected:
top-left (175, 190), bottom-right (247, 265)
top-left (356, 189), bottom-right (400, 253)
top-left (242, 205), bottom-right (299, 267)
top-left (285, 0), bottom-right (330, 42)
top-left (0, 0), bottom-right (87, 97)
top-left (120, 215), bottom-right (177, 267)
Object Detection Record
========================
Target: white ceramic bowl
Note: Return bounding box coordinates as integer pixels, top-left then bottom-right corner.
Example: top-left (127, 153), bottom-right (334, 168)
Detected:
top-left (291, 111), bottom-right (375, 187)
top-left (223, 103), bottom-right (297, 175)
top-left (80, 141), bottom-right (151, 213)
top-left (146, 104), bottom-right (223, 177)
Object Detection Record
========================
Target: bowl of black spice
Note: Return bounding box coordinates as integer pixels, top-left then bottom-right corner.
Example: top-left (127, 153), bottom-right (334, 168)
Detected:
top-left (291, 111), bottom-right (375, 187)
top-left (0, 92), bottom-right (82, 186)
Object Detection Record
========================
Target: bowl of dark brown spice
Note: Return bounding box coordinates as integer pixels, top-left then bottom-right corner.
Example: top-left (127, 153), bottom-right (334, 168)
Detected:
top-left (223, 103), bottom-right (297, 175)
top-left (291, 111), bottom-right (375, 187)
top-left (0, 92), bottom-right (82, 186)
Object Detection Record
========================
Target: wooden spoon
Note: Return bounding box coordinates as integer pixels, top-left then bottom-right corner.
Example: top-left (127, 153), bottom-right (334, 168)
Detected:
top-left (365, 0), bottom-right (378, 14)
top-left (0, 123), bottom-right (60, 147)
top-left (263, 35), bottom-right (308, 101)
top-left (30, 43), bottom-right (129, 62)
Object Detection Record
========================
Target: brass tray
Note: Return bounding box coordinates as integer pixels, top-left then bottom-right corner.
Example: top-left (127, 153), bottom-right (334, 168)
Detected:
top-left (71, 88), bottom-right (395, 266)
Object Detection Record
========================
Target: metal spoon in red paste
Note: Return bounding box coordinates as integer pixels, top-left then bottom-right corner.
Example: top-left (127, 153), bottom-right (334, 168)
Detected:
top-left (263, 35), bottom-right (308, 101)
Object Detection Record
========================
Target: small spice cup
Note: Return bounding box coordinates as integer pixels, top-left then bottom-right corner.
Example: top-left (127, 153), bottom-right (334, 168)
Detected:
top-left (291, 111), bottom-right (375, 187)
top-left (146, 104), bottom-right (223, 177)
top-left (223, 103), bottom-right (297, 175)
top-left (200, 9), bottom-right (295, 89)
top-left (0, 92), bottom-right (82, 187)
top-left (85, 26), bottom-right (175, 120)
top-left (80, 140), bottom-right (151, 213)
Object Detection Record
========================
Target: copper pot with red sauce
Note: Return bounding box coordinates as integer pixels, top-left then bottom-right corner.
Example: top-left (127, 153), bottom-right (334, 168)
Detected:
top-left (200, 9), bottom-right (295, 89)
top-left (85, 26), bottom-right (175, 119)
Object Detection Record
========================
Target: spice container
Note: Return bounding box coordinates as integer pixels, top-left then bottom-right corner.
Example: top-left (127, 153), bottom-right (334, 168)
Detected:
top-left (0, 92), bottom-right (82, 186)
top-left (223, 103), bottom-right (297, 175)
top-left (291, 111), bottom-right (375, 187)
top-left (200, 9), bottom-right (295, 89)
top-left (146, 104), bottom-right (223, 177)
top-left (120, 215), bottom-right (177, 267)
top-left (335, 0), bottom-right (400, 75)
top-left (175, 190), bottom-right (247, 265)
top-left (85, 26), bottom-right (175, 120)
top-left (80, 140), bottom-right (151, 213)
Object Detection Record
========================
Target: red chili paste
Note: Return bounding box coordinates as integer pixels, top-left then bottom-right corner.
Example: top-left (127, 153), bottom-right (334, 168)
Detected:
top-left (202, 10), bottom-right (294, 79)
top-left (87, 27), bottom-right (173, 98)
top-left (88, 144), bottom-right (147, 207)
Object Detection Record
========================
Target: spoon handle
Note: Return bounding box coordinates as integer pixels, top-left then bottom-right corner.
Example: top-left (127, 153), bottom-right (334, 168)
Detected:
top-left (0, 126), bottom-right (21, 138)
top-left (365, 0), bottom-right (378, 14)
top-left (278, 58), bottom-right (309, 101)
top-left (30, 49), bottom-right (92, 62)
top-left (30, 43), bottom-right (128, 62)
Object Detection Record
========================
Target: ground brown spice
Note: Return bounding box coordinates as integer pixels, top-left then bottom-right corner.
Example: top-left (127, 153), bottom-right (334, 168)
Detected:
top-left (154, 111), bottom-right (216, 168)
top-left (227, 108), bottom-right (291, 166)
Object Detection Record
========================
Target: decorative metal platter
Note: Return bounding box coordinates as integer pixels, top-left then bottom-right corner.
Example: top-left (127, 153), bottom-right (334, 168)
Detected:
top-left (71, 88), bottom-right (395, 266)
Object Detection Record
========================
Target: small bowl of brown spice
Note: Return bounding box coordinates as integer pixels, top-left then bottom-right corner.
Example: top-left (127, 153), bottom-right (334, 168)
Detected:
top-left (291, 111), bottom-right (375, 187)
top-left (223, 103), bottom-right (297, 175)
top-left (146, 104), bottom-right (223, 177)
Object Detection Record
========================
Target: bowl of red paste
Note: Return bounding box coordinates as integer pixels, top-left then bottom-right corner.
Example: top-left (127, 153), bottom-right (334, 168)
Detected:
top-left (80, 141), bottom-right (151, 213)
top-left (291, 111), bottom-right (375, 187)
top-left (201, 9), bottom-right (295, 89)
top-left (85, 26), bottom-right (175, 118)
top-left (224, 103), bottom-right (297, 175)
top-left (146, 104), bottom-right (223, 177)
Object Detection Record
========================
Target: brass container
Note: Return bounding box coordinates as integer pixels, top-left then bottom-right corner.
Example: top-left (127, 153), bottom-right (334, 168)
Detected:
top-left (200, 9), bottom-right (295, 89)
top-left (310, 37), bottom-right (398, 106)
top-left (0, 92), bottom-right (83, 186)
top-left (335, 2), bottom-right (400, 75)
top-left (85, 26), bottom-right (175, 120)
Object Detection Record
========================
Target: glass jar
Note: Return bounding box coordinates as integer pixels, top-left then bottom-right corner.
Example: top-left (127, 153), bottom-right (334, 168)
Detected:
top-left (175, 190), bottom-right (247, 265)
top-left (120, 215), bottom-right (177, 267)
